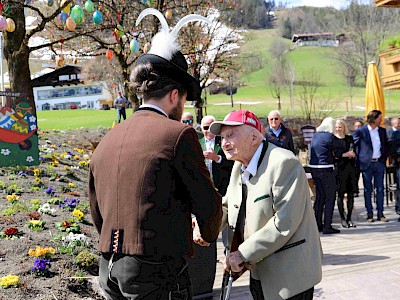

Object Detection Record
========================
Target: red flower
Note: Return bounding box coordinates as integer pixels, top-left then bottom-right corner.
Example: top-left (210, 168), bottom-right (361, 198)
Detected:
top-left (61, 221), bottom-right (71, 229)
top-left (4, 227), bottom-right (19, 236)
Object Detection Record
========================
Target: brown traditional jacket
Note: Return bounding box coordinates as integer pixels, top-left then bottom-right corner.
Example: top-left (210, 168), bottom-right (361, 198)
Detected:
top-left (89, 107), bottom-right (222, 257)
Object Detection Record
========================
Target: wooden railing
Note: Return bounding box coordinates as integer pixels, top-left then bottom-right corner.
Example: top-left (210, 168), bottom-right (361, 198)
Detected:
top-left (379, 48), bottom-right (400, 89)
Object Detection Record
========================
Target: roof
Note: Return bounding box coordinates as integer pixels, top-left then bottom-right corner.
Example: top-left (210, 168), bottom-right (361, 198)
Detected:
top-left (31, 65), bottom-right (83, 88)
top-left (291, 32), bottom-right (335, 43)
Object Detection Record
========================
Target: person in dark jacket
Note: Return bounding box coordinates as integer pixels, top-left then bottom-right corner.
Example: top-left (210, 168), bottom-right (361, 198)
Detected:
top-left (353, 110), bottom-right (389, 222)
top-left (335, 119), bottom-right (357, 228)
top-left (310, 117), bottom-right (354, 234)
top-left (387, 117), bottom-right (400, 216)
top-left (265, 110), bottom-right (295, 154)
top-left (89, 11), bottom-right (222, 299)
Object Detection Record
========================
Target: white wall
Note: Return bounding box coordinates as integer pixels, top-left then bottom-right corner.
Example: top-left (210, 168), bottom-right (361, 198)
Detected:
top-left (33, 83), bottom-right (112, 111)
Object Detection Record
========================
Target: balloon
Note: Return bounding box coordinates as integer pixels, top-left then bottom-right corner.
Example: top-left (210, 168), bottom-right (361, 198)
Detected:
top-left (114, 28), bottom-right (124, 38)
top-left (0, 16), bottom-right (7, 31)
top-left (165, 10), bottom-right (172, 19)
top-left (93, 10), bottom-right (102, 24)
top-left (143, 42), bottom-right (151, 54)
top-left (61, 0), bottom-right (71, 14)
top-left (5, 18), bottom-right (15, 32)
top-left (141, 0), bottom-right (146, 3)
top-left (84, 0), bottom-right (94, 12)
top-left (71, 5), bottom-right (84, 25)
top-left (106, 49), bottom-right (113, 60)
top-left (130, 39), bottom-right (139, 52)
top-left (47, 0), bottom-right (54, 6)
top-left (66, 17), bottom-right (76, 31)
top-left (60, 12), bottom-right (68, 23)
top-left (56, 54), bottom-right (65, 68)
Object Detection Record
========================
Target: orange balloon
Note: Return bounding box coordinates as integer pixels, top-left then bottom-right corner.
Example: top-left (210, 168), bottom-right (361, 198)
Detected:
top-left (66, 17), bottom-right (76, 31)
top-left (106, 49), bottom-right (113, 60)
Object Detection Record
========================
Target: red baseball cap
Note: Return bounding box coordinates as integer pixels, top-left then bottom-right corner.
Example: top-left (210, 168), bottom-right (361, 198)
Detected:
top-left (209, 110), bottom-right (263, 135)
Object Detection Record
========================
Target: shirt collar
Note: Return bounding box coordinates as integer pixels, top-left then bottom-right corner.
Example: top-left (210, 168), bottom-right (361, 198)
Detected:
top-left (139, 104), bottom-right (168, 117)
top-left (241, 142), bottom-right (264, 181)
top-left (270, 124), bottom-right (282, 136)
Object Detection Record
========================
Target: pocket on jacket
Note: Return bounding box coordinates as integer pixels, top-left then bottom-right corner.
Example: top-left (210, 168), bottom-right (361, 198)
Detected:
top-left (253, 194), bottom-right (270, 203)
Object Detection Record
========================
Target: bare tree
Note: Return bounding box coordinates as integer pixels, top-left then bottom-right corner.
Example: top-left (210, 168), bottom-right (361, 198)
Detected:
top-left (297, 69), bottom-right (321, 122)
top-left (340, 1), bottom-right (400, 82)
top-left (268, 40), bottom-right (289, 111)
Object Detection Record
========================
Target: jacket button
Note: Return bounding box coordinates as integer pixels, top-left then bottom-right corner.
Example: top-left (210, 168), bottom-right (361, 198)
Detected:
top-left (234, 204), bottom-right (239, 208)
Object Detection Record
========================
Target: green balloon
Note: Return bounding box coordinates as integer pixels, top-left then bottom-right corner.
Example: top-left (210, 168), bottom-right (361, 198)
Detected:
top-left (85, 0), bottom-right (94, 12)
top-left (71, 5), bottom-right (84, 25)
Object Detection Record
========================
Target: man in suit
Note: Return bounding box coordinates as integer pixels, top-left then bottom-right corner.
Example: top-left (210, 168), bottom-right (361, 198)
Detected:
top-left (89, 36), bottom-right (222, 299)
top-left (197, 110), bottom-right (322, 300)
top-left (200, 115), bottom-right (234, 196)
top-left (265, 110), bottom-right (295, 154)
top-left (387, 117), bottom-right (400, 216)
top-left (353, 110), bottom-right (389, 222)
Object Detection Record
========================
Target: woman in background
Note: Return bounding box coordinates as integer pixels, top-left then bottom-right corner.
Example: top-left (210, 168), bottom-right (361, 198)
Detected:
top-left (310, 117), bottom-right (352, 234)
top-left (335, 119), bottom-right (357, 228)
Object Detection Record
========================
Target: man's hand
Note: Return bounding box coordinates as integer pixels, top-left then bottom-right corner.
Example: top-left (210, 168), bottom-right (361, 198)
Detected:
top-left (203, 149), bottom-right (219, 162)
top-left (225, 251), bottom-right (251, 273)
top-left (192, 218), bottom-right (210, 247)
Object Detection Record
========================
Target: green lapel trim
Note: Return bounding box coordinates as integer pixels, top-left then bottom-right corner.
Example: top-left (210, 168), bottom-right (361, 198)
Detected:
top-left (199, 137), bottom-right (205, 151)
top-left (254, 194), bottom-right (270, 203)
top-left (214, 143), bottom-right (221, 155)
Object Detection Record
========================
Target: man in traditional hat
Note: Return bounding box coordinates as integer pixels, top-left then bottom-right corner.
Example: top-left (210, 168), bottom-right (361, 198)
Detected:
top-left (196, 110), bottom-right (322, 300)
top-left (89, 15), bottom-right (222, 299)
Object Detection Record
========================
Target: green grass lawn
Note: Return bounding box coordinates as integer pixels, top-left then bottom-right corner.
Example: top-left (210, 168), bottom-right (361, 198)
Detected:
top-left (37, 109), bottom-right (134, 130)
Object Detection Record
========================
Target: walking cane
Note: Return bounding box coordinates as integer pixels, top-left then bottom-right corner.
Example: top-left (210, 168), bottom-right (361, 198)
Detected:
top-left (220, 270), bottom-right (234, 300)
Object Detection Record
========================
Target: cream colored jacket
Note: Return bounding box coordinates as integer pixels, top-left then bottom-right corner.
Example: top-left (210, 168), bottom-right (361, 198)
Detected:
top-left (222, 142), bottom-right (322, 299)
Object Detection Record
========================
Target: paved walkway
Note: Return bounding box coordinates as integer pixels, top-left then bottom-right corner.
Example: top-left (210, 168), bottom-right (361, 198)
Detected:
top-left (210, 190), bottom-right (400, 299)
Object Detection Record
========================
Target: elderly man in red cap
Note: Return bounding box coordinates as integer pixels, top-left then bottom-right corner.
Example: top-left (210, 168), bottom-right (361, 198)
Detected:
top-left (200, 110), bottom-right (322, 300)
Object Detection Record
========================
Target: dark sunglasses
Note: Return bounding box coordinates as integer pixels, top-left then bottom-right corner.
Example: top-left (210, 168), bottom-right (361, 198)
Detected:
top-left (182, 119), bottom-right (193, 124)
top-left (269, 118), bottom-right (279, 121)
top-left (202, 125), bottom-right (210, 130)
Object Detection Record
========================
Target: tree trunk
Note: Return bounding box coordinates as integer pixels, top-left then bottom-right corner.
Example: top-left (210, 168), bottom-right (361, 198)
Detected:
top-left (3, 7), bottom-right (35, 114)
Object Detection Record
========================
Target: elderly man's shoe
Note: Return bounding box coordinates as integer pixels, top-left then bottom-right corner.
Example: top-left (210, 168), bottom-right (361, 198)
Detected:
top-left (323, 227), bottom-right (340, 234)
top-left (367, 216), bottom-right (374, 223)
top-left (377, 215), bottom-right (388, 222)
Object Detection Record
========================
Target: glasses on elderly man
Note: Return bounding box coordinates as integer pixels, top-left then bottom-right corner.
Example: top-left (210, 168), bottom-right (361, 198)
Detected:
top-left (202, 126), bottom-right (210, 130)
top-left (269, 118), bottom-right (279, 121)
top-left (182, 119), bottom-right (193, 124)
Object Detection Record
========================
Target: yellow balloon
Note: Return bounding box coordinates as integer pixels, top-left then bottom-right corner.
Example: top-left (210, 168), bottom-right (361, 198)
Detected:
top-left (6, 18), bottom-right (15, 33)
top-left (61, 0), bottom-right (71, 14)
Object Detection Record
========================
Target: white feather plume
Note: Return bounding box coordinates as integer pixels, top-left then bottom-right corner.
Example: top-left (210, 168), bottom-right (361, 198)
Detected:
top-left (136, 8), bottom-right (169, 32)
top-left (170, 14), bottom-right (211, 38)
top-left (136, 8), bottom-right (212, 61)
top-left (149, 31), bottom-right (180, 60)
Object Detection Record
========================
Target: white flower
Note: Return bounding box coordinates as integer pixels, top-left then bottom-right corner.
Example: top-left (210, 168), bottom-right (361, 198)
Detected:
top-left (26, 156), bottom-right (34, 162)
top-left (64, 154), bottom-right (72, 159)
top-left (30, 124), bottom-right (37, 131)
top-left (38, 203), bottom-right (56, 215)
top-left (62, 232), bottom-right (89, 244)
top-left (29, 115), bottom-right (37, 123)
top-left (1, 149), bottom-right (10, 155)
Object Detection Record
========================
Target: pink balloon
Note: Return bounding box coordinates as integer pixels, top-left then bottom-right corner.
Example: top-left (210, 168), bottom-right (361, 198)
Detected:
top-left (0, 17), bottom-right (7, 31)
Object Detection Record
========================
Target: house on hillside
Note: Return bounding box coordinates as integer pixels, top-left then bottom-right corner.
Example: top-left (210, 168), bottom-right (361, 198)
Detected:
top-left (31, 65), bottom-right (112, 111)
top-left (291, 32), bottom-right (339, 47)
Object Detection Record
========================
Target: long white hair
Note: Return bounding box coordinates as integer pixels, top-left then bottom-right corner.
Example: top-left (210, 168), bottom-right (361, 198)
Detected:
top-left (316, 117), bottom-right (336, 133)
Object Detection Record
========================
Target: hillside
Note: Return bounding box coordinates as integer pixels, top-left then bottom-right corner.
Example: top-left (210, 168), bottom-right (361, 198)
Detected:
top-left (205, 27), bottom-right (400, 120)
